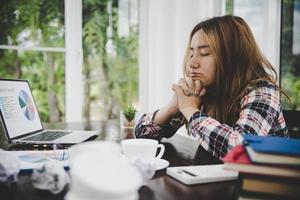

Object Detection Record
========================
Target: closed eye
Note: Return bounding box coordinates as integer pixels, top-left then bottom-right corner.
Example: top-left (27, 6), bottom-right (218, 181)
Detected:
top-left (200, 53), bottom-right (210, 56)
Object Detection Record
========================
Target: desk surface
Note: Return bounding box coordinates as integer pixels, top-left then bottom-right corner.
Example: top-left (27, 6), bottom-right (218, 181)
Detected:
top-left (0, 120), bottom-right (237, 200)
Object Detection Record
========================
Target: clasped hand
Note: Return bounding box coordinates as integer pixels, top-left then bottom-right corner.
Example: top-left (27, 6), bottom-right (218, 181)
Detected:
top-left (170, 77), bottom-right (206, 120)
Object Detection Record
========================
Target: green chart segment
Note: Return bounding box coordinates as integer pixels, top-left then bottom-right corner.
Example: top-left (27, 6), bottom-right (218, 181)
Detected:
top-left (18, 90), bottom-right (35, 121)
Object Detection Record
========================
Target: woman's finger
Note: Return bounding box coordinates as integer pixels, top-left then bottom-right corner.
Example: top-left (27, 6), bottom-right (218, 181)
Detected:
top-left (194, 80), bottom-right (202, 96)
top-left (185, 77), bottom-right (195, 95)
top-left (177, 78), bottom-right (190, 95)
top-left (172, 84), bottom-right (184, 96)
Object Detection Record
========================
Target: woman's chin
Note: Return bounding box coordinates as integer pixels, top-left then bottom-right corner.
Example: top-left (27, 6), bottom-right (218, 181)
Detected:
top-left (191, 77), bottom-right (205, 84)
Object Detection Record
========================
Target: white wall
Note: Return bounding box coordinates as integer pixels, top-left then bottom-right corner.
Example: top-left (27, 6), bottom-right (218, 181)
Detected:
top-left (139, 0), bottom-right (225, 114)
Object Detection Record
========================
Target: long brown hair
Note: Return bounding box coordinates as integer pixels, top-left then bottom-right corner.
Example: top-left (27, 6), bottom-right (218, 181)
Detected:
top-left (183, 15), bottom-right (281, 125)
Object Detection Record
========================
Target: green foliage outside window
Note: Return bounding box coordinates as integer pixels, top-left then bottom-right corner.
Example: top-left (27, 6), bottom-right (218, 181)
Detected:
top-left (225, 0), bottom-right (234, 15)
top-left (82, 0), bottom-right (139, 120)
top-left (0, 0), bottom-right (65, 122)
top-left (281, 0), bottom-right (300, 110)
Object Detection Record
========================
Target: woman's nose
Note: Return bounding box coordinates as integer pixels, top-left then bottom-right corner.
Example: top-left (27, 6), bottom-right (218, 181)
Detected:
top-left (190, 58), bottom-right (200, 69)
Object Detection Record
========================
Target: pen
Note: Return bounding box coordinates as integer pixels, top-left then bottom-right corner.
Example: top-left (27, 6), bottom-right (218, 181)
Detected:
top-left (180, 169), bottom-right (197, 177)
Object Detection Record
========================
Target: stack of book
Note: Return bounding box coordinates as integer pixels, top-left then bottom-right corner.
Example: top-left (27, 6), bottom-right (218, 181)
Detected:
top-left (223, 135), bottom-right (300, 200)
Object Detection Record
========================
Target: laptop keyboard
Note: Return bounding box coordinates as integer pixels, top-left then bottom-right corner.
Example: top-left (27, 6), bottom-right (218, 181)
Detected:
top-left (22, 131), bottom-right (72, 141)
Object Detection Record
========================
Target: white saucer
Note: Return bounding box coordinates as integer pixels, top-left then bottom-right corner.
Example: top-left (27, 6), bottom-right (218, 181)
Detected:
top-left (154, 159), bottom-right (169, 170)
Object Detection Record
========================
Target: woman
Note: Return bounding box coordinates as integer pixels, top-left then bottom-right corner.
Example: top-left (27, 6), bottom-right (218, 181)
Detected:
top-left (135, 15), bottom-right (288, 160)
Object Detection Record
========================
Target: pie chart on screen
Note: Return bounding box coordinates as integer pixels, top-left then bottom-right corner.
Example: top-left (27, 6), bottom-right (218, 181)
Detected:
top-left (18, 90), bottom-right (35, 121)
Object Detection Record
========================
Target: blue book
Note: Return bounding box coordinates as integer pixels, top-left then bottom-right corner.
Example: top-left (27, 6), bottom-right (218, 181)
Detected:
top-left (243, 135), bottom-right (300, 165)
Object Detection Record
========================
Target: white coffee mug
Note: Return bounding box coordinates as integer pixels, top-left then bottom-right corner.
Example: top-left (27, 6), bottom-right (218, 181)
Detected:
top-left (121, 139), bottom-right (165, 162)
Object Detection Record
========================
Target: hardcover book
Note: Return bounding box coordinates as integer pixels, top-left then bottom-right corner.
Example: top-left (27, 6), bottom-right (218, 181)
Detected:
top-left (223, 145), bottom-right (300, 178)
top-left (243, 135), bottom-right (300, 165)
top-left (238, 173), bottom-right (300, 199)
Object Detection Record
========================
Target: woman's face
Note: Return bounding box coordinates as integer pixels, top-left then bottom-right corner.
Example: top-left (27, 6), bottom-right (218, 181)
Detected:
top-left (187, 29), bottom-right (216, 87)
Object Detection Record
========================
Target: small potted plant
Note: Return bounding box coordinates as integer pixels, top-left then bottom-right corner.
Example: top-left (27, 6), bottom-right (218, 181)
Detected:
top-left (120, 105), bottom-right (137, 128)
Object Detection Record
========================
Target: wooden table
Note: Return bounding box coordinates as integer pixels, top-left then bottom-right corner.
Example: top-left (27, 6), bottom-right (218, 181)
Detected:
top-left (0, 120), bottom-right (237, 200)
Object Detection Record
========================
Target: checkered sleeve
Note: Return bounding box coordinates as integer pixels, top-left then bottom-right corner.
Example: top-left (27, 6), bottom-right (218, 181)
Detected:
top-left (187, 84), bottom-right (288, 160)
top-left (134, 110), bottom-right (186, 140)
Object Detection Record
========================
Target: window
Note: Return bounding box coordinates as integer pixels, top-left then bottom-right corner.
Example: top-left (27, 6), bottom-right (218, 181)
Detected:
top-left (0, 0), bottom-right (139, 122)
top-left (280, 0), bottom-right (300, 111)
top-left (280, 0), bottom-right (300, 131)
top-left (82, 0), bottom-right (139, 120)
top-left (0, 0), bottom-right (65, 122)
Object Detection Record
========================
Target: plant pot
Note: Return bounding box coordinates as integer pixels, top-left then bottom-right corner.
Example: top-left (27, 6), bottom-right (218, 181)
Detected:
top-left (120, 111), bottom-right (136, 129)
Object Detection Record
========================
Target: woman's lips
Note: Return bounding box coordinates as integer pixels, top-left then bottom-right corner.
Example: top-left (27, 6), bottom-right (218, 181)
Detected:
top-left (189, 73), bottom-right (202, 79)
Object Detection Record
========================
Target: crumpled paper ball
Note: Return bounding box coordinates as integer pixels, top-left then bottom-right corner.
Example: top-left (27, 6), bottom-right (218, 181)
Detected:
top-left (128, 157), bottom-right (156, 185)
top-left (31, 160), bottom-right (70, 194)
top-left (66, 141), bottom-right (143, 200)
top-left (0, 149), bottom-right (20, 182)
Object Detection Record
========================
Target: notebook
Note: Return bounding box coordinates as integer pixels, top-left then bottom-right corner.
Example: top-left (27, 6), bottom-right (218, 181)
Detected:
top-left (0, 79), bottom-right (98, 144)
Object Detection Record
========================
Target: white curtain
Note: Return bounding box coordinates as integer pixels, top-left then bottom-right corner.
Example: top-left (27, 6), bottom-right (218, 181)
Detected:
top-left (233, 0), bottom-right (281, 77)
top-left (138, 0), bottom-right (225, 114)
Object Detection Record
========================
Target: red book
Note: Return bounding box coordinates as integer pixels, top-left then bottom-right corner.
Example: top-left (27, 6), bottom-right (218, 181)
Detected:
top-left (223, 145), bottom-right (300, 178)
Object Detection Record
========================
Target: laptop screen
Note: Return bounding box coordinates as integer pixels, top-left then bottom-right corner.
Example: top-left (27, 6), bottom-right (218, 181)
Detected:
top-left (0, 80), bottom-right (43, 139)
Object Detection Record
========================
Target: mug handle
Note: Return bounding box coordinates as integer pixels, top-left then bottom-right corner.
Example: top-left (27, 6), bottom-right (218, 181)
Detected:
top-left (155, 144), bottom-right (165, 159)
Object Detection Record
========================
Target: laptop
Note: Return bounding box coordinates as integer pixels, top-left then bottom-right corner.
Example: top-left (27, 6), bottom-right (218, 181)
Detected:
top-left (0, 79), bottom-right (98, 144)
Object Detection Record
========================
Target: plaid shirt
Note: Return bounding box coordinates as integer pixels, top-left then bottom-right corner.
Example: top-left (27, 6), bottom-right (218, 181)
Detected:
top-left (135, 81), bottom-right (289, 160)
